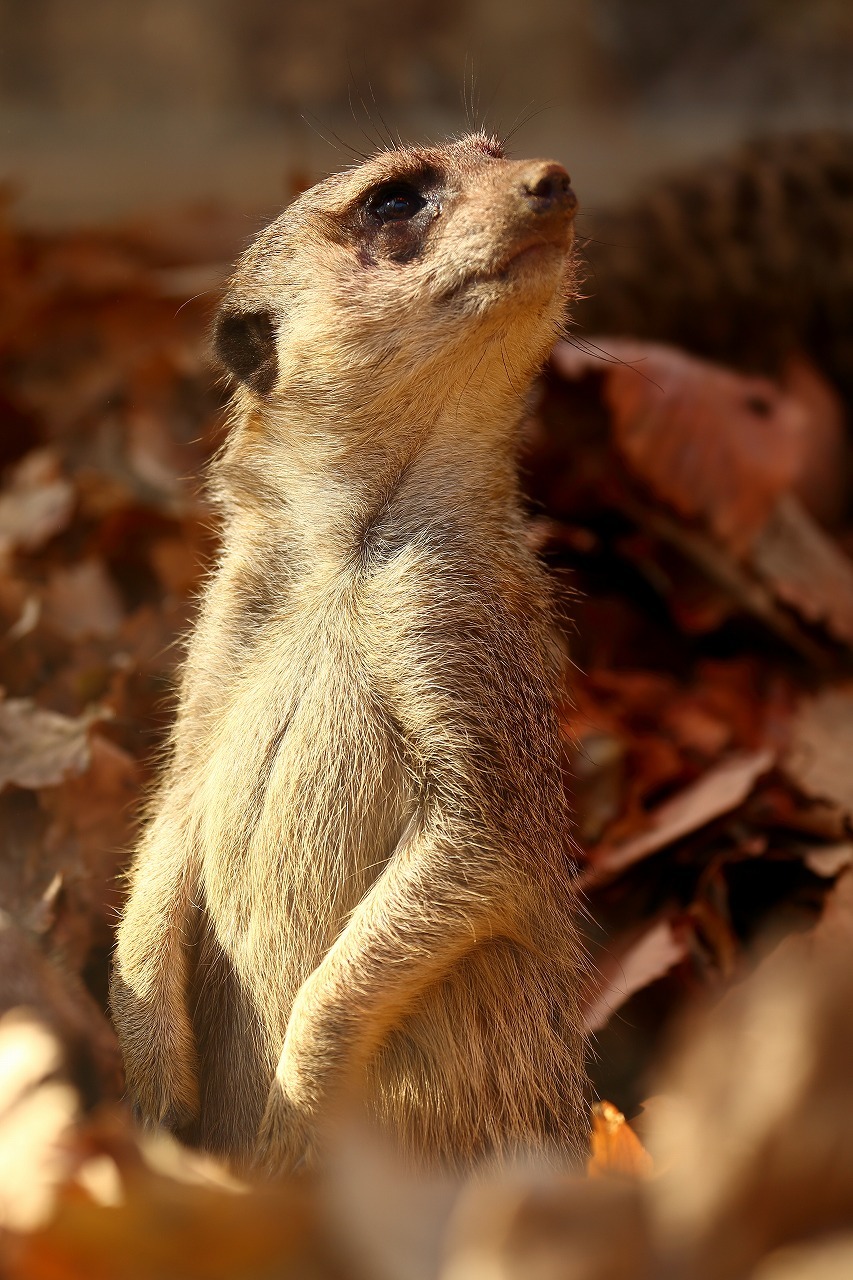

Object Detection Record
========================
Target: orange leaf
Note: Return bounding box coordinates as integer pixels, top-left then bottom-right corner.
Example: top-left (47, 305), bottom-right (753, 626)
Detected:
top-left (587, 1101), bottom-right (653, 1179)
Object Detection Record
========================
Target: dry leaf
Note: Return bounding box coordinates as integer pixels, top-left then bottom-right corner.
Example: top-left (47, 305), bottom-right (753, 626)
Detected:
top-left (587, 749), bottom-right (776, 883)
top-left (551, 339), bottom-right (806, 554)
top-left (750, 496), bottom-right (853, 648)
top-left (648, 940), bottom-right (853, 1280)
top-left (784, 685), bottom-right (853, 817)
top-left (0, 912), bottom-right (123, 1106)
top-left (587, 1101), bottom-right (654, 1179)
top-left (779, 353), bottom-right (849, 528)
top-left (42, 562), bottom-right (123, 642)
top-left (0, 452), bottom-right (75, 554)
top-left (811, 871), bottom-right (853, 952)
top-left (0, 699), bottom-right (103, 791)
top-left (801, 843), bottom-right (853, 879)
top-left (584, 919), bottom-right (687, 1033)
top-left (753, 1238), bottom-right (853, 1280)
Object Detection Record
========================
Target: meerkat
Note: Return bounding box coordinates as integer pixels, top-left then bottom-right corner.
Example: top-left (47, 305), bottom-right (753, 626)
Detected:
top-left (111, 132), bottom-right (588, 1175)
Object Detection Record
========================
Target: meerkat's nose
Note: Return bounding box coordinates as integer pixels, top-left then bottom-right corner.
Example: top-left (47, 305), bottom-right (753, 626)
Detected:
top-left (520, 162), bottom-right (577, 215)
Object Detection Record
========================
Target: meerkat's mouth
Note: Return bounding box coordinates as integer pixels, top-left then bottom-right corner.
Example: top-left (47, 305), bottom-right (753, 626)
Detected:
top-left (499, 236), bottom-right (570, 275)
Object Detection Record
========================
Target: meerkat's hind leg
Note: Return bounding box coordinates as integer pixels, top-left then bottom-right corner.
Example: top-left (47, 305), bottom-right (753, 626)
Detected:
top-left (189, 915), bottom-right (276, 1165)
top-left (370, 936), bottom-right (588, 1170)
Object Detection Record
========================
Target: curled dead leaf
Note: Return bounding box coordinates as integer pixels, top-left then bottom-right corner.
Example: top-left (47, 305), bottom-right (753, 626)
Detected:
top-left (41, 561), bottom-right (123, 642)
top-left (749, 497), bottom-right (853, 649)
top-left (584, 919), bottom-right (688, 1033)
top-left (801, 843), bottom-right (853, 879)
top-left (784, 684), bottom-right (853, 818)
top-left (648, 933), bottom-right (853, 1279)
top-left (587, 749), bottom-right (776, 885)
top-left (0, 451), bottom-right (74, 554)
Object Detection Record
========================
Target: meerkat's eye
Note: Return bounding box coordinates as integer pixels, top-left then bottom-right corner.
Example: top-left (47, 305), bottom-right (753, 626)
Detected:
top-left (368, 182), bottom-right (427, 224)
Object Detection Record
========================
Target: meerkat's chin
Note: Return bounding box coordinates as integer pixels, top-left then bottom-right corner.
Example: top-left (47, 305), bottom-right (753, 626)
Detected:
top-left (498, 236), bottom-right (571, 275)
top-left (442, 268), bottom-right (571, 331)
top-left (443, 237), bottom-right (573, 307)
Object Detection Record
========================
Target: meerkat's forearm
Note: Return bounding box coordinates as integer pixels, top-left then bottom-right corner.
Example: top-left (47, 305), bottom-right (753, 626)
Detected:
top-left (258, 815), bottom-right (526, 1169)
top-left (111, 812), bottom-right (200, 1131)
top-left (277, 821), bottom-right (519, 1093)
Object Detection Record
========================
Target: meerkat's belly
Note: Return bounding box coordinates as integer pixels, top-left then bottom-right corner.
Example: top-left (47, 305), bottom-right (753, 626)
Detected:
top-left (197, 629), bottom-right (413, 1026)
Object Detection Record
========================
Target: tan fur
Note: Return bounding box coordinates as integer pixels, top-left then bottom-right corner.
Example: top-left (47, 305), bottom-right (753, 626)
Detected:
top-left (111, 134), bottom-right (589, 1175)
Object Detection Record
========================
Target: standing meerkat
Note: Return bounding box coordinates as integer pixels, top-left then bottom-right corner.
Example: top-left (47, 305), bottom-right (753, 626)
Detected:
top-left (111, 132), bottom-right (588, 1175)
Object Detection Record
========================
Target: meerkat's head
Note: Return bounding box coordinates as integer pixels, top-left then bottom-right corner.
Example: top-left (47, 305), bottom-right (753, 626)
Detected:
top-left (214, 134), bottom-right (578, 427)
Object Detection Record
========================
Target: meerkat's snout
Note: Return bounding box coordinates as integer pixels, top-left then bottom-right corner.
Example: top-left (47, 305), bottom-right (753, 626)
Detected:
top-left (519, 162), bottom-right (577, 217)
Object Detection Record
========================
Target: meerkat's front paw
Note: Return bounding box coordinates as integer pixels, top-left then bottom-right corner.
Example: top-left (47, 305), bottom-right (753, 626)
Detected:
top-left (111, 970), bottom-right (200, 1140)
top-left (253, 1085), bottom-right (316, 1178)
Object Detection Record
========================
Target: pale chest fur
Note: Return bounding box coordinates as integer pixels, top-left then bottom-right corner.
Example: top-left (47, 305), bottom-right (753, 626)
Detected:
top-left (184, 515), bottom-right (564, 1039)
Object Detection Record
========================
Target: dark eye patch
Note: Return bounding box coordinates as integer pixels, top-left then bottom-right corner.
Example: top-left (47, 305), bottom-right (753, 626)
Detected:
top-left (367, 182), bottom-right (427, 225)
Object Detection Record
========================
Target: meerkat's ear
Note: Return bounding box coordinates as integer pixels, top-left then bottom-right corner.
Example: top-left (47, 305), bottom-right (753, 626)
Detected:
top-left (213, 308), bottom-right (278, 396)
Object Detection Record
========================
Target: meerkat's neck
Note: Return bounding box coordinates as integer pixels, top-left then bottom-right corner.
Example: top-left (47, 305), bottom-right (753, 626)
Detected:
top-left (223, 380), bottom-right (532, 572)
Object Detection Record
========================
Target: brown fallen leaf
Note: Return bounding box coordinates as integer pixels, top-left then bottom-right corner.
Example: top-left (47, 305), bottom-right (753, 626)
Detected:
top-left (551, 339), bottom-right (807, 555)
top-left (810, 870), bottom-right (853, 952)
top-left (648, 933), bottom-right (853, 1280)
top-left (0, 451), bottom-right (75, 555)
top-left (615, 492), bottom-right (835, 663)
top-left (41, 562), bottom-right (124, 642)
top-left (783, 684), bottom-right (853, 818)
top-left (749, 496), bottom-right (853, 649)
top-left (584, 919), bottom-right (688, 1033)
top-left (587, 1101), bottom-right (654, 1179)
top-left (586, 749), bottom-right (776, 884)
top-left (779, 352), bottom-right (849, 529)
top-left (38, 733), bottom-right (141, 969)
top-left (753, 1238), bottom-right (853, 1280)
top-left (0, 912), bottom-right (123, 1107)
top-left (801, 843), bottom-right (853, 879)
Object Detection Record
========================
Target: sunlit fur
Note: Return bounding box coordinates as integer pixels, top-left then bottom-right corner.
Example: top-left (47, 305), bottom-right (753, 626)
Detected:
top-left (111, 133), bottom-right (589, 1175)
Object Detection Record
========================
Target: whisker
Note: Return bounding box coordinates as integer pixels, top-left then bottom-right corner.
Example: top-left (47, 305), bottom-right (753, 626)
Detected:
top-left (480, 63), bottom-right (510, 139)
top-left (174, 289), bottom-right (215, 319)
top-left (346, 82), bottom-right (382, 156)
top-left (461, 53), bottom-right (472, 129)
top-left (577, 235), bottom-right (626, 249)
top-left (366, 72), bottom-right (401, 151)
top-left (557, 331), bottom-right (665, 391)
top-left (300, 111), bottom-right (371, 163)
top-left (502, 101), bottom-right (555, 148)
